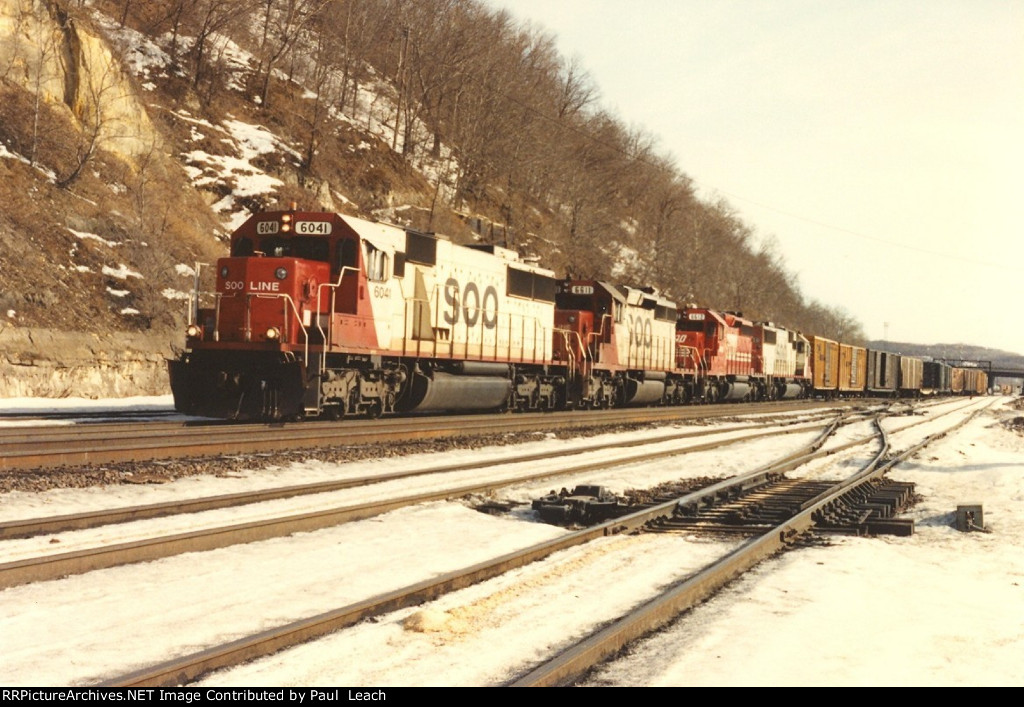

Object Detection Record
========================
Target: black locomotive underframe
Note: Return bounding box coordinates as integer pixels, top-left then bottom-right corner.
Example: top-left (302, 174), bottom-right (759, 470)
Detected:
top-left (172, 348), bottom-right (808, 421)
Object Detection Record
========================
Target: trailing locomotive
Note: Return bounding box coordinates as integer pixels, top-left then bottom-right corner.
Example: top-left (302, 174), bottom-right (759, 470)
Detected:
top-left (169, 208), bottom-right (983, 420)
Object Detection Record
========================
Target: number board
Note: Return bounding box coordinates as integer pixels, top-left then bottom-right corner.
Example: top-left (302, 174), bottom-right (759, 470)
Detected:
top-left (295, 221), bottom-right (332, 235)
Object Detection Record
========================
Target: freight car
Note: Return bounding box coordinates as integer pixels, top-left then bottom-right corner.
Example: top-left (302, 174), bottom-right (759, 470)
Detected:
top-left (866, 349), bottom-right (900, 397)
top-left (899, 355), bottom-right (924, 397)
top-left (808, 336), bottom-right (840, 398)
top-left (922, 361), bottom-right (952, 395)
top-left (839, 344), bottom-right (867, 397)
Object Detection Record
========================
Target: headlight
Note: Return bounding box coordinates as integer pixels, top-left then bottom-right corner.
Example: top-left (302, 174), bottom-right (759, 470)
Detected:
top-left (220, 266), bottom-right (228, 278)
top-left (186, 324), bottom-right (202, 340)
top-left (275, 267), bottom-right (288, 280)
top-left (266, 327), bottom-right (280, 340)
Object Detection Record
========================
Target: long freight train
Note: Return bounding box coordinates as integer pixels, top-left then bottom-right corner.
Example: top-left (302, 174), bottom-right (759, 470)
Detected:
top-left (168, 208), bottom-right (987, 420)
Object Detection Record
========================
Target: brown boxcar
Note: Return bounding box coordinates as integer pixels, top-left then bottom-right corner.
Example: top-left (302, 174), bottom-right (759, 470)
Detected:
top-left (809, 336), bottom-right (840, 396)
top-left (899, 356), bottom-right (923, 396)
top-left (965, 368), bottom-right (979, 395)
top-left (951, 366), bottom-right (967, 394)
top-left (953, 367), bottom-right (988, 395)
top-left (839, 344), bottom-right (867, 395)
top-left (975, 370), bottom-right (989, 395)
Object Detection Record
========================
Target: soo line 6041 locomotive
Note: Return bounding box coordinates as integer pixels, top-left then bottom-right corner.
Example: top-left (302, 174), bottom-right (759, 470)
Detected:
top-left (168, 208), bottom-right (988, 420)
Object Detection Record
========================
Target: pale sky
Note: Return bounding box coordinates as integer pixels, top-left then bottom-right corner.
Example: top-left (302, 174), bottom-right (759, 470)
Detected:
top-left (487, 0), bottom-right (1024, 355)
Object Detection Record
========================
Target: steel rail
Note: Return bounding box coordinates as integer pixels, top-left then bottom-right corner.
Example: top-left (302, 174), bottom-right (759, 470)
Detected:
top-left (0, 418), bottom-right (833, 591)
top-left (1, 412), bottom-right (854, 541)
top-left (509, 399), bottom-right (995, 686)
top-left (0, 399), bottom-right (857, 471)
top-left (99, 412), bottom-right (851, 688)
top-left (30, 400), bottom-right (983, 687)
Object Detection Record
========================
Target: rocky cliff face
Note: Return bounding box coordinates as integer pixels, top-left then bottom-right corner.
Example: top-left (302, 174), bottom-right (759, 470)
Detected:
top-left (0, 0), bottom-right (156, 164)
top-left (0, 0), bottom-right (443, 400)
top-left (0, 327), bottom-right (171, 397)
top-left (1, 0), bottom-right (174, 398)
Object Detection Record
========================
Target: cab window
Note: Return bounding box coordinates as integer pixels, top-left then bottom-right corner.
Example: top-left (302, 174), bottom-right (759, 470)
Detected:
top-left (366, 243), bottom-right (388, 282)
top-left (336, 238), bottom-right (358, 272)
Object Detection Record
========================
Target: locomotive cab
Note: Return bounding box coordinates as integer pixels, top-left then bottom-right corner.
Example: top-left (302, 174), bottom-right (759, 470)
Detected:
top-left (173, 209), bottom-right (377, 420)
top-left (553, 281), bottom-right (615, 365)
top-left (677, 308), bottom-right (761, 402)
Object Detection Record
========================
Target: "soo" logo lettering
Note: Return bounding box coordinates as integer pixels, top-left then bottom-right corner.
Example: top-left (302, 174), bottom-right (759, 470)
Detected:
top-left (444, 278), bottom-right (499, 329)
top-left (630, 315), bottom-right (653, 348)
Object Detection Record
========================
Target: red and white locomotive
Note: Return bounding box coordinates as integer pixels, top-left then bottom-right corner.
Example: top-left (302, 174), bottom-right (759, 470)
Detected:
top-left (170, 208), bottom-right (563, 419)
top-left (169, 208), bottom-right (978, 420)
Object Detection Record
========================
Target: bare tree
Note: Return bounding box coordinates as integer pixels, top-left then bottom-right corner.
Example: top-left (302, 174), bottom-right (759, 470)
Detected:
top-left (297, 3), bottom-right (344, 172)
top-left (252, 0), bottom-right (328, 109)
top-left (56, 51), bottom-right (122, 189)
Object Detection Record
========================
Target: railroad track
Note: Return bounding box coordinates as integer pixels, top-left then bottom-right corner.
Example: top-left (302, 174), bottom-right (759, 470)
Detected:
top-left (0, 407), bottom-right (861, 541)
top-left (98, 411), bottom-right (848, 687)
top-left (98, 399), bottom-right (984, 687)
top-left (0, 408), bottom-right (180, 422)
top-left (1, 397), bottom-right (982, 686)
top-left (0, 399), bottom-right (858, 471)
top-left (0, 413), bottom-right (846, 589)
top-left (510, 398), bottom-right (995, 686)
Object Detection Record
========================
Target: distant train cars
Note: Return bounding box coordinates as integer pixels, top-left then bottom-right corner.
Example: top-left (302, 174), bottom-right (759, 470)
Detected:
top-left (169, 208), bottom-right (988, 420)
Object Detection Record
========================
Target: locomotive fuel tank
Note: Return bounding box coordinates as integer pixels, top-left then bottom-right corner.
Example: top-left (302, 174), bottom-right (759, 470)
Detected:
top-left (398, 366), bottom-right (513, 412)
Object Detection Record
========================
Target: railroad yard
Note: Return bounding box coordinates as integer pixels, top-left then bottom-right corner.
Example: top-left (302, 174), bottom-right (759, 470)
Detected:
top-left (1, 396), bottom-right (1022, 686)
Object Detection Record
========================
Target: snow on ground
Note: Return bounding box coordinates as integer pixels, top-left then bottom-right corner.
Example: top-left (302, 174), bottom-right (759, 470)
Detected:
top-left (0, 395), bottom-right (175, 416)
top-left (586, 398), bottom-right (1024, 687)
top-left (68, 229), bottom-right (120, 248)
top-left (0, 410), bottom-right (820, 525)
top-left (181, 116), bottom-right (299, 231)
top-left (0, 397), bottom-right (1020, 686)
top-left (89, 5), bottom-right (460, 230)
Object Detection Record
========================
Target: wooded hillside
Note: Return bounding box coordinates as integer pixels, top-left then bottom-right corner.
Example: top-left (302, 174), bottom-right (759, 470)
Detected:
top-left (1, 0), bottom-right (865, 345)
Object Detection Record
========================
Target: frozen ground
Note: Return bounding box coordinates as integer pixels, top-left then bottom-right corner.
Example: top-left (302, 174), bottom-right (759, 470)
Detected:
top-left (0, 396), bottom-right (1021, 686)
